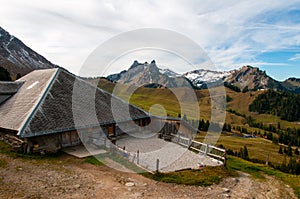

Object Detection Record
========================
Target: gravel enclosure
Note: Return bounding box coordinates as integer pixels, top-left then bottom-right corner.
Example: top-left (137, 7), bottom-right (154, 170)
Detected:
top-left (116, 132), bottom-right (223, 172)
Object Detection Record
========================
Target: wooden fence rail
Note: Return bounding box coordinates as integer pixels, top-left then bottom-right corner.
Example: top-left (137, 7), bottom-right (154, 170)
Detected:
top-left (170, 133), bottom-right (226, 165)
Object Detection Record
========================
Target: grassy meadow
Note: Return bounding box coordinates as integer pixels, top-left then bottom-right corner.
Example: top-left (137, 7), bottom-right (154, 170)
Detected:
top-left (97, 79), bottom-right (300, 165)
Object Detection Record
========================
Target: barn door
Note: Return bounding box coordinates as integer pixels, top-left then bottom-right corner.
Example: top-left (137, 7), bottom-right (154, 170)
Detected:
top-left (61, 132), bottom-right (70, 147)
top-left (70, 131), bottom-right (80, 145)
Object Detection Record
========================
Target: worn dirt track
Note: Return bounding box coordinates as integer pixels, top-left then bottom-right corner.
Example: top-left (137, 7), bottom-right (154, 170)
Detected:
top-left (0, 154), bottom-right (296, 199)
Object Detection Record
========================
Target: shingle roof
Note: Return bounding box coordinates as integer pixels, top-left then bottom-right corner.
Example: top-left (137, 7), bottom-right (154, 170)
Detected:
top-left (0, 68), bottom-right (148, 138)
top-left (0, 69), bottom-right (58, 132)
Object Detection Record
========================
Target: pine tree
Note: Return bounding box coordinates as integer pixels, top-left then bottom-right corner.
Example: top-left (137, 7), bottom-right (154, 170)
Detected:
top-left (287, 143), bottom-right (293, 157)
top-left (279, 147), bottom-right (283, 154)
top-left (272, 136), bottom-right (279, 144)
top-left (280, 155), bottom-right (288, 173)
top-left (243, 146), bottom-right (249, 160)
top-left (288, 158), bottom-right (297, 174)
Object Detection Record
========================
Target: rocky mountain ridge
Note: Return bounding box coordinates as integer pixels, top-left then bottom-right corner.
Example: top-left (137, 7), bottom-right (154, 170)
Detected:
top-left (107, 61), bottom-right (300, 93)
top-left (0, 26), bottom-right (57, 79)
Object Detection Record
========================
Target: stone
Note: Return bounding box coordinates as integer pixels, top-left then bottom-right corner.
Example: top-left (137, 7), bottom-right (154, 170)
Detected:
top-left (135, 192), bottom-right (144, 197)
top-left (125, 182), bottom-right (135, 187)
top-left (222, 188), bottom-right (230, 193)
top-left (73, 184), bottom-right (81, 189)
top-left (127, 178), bottom-right (134, 181)
top-left (223, 193), bottom-right (230, 198)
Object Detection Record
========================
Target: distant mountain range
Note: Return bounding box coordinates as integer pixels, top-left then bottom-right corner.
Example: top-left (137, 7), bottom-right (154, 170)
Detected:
top-left (107, 60), bottom-right (300, 93)
top-left (0, 26), bottom-right (57, 79)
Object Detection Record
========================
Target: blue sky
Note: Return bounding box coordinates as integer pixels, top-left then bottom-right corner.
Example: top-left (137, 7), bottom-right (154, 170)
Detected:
top-left (0, 0), bottom-right (299, 80)
top-left (258, 52), bottom-right (300, 80)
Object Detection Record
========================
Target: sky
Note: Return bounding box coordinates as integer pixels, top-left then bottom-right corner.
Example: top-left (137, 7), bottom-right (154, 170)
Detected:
top-left (0, 0), bottom-right (300, 80)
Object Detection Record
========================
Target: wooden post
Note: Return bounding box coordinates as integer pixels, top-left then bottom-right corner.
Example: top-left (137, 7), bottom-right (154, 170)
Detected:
top-left (205, 144), bottom-right (209, 155)
top-left (137, 150), bottom-right (139, 165)
top-left (224, 151), bottom-right (227, 167)
top-left (156, 159), bottom-right (159, 173)
top-left (266, 153), bottom-right (269, 166)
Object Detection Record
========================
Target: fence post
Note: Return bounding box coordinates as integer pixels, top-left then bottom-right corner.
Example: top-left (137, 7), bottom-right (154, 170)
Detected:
top-left (137, 150), bottom-right (139, 165)
top-left (205, 144), bottom-right (209, 155)
top-left (156, 159), bottom-right (159, 173)
top-left (266, 153), bottom-right (269, 166)
top-left (224, 151), bottom-right (227, 167)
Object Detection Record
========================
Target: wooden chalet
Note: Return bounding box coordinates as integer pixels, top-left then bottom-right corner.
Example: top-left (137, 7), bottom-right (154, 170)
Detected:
top-left (0, 68), bottom-right (150, 153)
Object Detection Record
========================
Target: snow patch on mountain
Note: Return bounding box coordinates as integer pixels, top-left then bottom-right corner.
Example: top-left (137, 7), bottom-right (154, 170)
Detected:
top-left (184, 69), bottom-right (232, 87)
top-left (159, 68), bottom-right (180, 77)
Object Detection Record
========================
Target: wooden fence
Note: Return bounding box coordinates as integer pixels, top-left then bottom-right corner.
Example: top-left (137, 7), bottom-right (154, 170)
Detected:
top-left (171, 133), bottom-right (226, 165)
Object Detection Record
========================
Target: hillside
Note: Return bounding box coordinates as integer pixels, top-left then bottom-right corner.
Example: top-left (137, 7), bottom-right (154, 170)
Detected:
top-left (249, 90), bottom-right (300, 122)
top-left (0, 26), bottom-right (57, 79)
top-left (97, 77), bottom-right (300, 166)
top-left (281, 78), bottom-right (300, 94)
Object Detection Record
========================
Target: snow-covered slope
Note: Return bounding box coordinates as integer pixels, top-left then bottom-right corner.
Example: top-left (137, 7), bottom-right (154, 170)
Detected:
top-left (184, 69), bottom-right (232, 88)
top-left (159, 68), bottom-right (180, 78)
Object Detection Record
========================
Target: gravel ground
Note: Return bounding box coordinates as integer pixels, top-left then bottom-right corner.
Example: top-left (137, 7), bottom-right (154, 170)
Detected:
top-left (0, 153), bottom-right (296, 199)
top-left (116, 133), bottom-right (222, 172)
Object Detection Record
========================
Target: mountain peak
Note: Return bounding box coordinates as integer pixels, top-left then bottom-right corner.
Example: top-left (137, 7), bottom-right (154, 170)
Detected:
top-left (107, 60), bottom-right (189, 87)
top-left (129, 60), bottom-right (142, 69)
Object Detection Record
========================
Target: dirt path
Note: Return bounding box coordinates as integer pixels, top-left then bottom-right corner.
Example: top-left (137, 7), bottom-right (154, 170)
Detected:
top-left (0, 154), bottom-right (296, 199)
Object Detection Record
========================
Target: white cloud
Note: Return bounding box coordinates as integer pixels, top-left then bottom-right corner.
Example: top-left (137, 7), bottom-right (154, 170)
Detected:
top-left (0, 0), bottom-right (299, 77)
top-left (289, 53), bottom-right (300, 61)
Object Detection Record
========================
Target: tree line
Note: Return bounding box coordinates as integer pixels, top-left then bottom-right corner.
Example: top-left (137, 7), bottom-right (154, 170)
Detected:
top-left (249, 90), bottom-right (300, 122)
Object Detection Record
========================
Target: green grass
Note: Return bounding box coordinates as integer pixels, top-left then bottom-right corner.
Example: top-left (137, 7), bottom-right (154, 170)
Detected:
top-left (251, 114), bottom-right (300, 129)
top-left (84, 156), bottom-right (104, 166)
top-left (195, 133), bottom-right (300, 165)
top-left (92, 153), bottom-right (147, 173)
top-left (142, 166), bottom-right (237, 186)
top-left (227, 156), bottom-right (300, 198)
top-left (98, 79), bottom-right (300, 129)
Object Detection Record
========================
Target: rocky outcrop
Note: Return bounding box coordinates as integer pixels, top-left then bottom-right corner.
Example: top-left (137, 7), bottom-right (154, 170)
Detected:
top-left (0, 26), bottom-right (57, 78)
